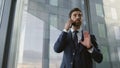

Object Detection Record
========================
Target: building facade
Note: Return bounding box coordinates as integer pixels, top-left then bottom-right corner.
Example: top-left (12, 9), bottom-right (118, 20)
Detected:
top-left (0, 0), bottom-right (120, 68)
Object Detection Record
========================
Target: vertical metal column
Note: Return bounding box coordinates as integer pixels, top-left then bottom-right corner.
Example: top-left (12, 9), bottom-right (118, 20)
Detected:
top-left (42, 20), bottom-right (50, 68)
top-left (1, 0), bottom-right (17, 68)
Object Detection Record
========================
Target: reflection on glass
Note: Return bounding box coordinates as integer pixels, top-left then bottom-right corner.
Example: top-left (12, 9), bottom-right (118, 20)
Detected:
top-left (114, 26), bottom-right (120, 40)
top-left (96, 46), bottom-right (111, 68)
top-left (0, 0), bottom-right (4, 26)
top-left (49, 0), bottom-right (58, 6)
top-left (110, 0), bottom-right (115, 2)
top-left (111, 8), bottom-right (117, 20)
top-left (49, 13), bottom-right (63, 68)
top-left (17, 1), bottom-right (43, 68)
top-left (101, 46), bottom-right (110, 62)
top-left (103, 6), bottom-right (112, 19)
top-left (117, 47), bottom-right (120, 62)
top-left (96, 4), bottom-right (104, 17)
top-left (49, 25), bottom-right (63, 68)
top-left (50, 14), bottom-right (58, 27)
top-left (98, 23), bottom-right (106, 38)
top-left (12, 0), bottom-right (120, 68)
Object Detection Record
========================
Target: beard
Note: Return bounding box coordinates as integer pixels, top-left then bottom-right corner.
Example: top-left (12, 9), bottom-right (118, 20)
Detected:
top-left (72, 21), bottom-right (81, 27)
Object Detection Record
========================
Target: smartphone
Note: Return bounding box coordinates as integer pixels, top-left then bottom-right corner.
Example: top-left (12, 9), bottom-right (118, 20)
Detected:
top-left (70, 22), bottom-right (76, 28)
top-left (70, 22), bottom-right (75, 28)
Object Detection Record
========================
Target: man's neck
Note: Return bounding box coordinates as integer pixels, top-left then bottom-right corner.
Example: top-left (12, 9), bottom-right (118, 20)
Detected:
top-left (71, 26), bottom-right (82, 32)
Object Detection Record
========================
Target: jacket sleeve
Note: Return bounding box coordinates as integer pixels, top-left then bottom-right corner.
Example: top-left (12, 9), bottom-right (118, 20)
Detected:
top-left (90, 35), bottom-right (103, 63)
top-left (54, 31), bottom-right (68, 53)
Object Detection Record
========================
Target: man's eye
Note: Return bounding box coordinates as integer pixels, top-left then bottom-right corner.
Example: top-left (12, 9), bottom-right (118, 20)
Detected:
top-left (79, 14), bottom-right (82, 17)
top-left (74, 14), bottom-right (76, 17)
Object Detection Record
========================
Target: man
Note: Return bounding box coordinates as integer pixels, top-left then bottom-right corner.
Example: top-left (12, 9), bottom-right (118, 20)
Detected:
top-left (54, 8), bottom-right (103, 68)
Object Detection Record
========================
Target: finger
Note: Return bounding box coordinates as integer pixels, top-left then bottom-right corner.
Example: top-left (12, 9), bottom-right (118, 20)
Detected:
top-left (69, 19), bottom-right (73, 23)
top-left (80, 41), bottom-right (87, 47)
top-left (80, 41), bottom-right (84, 45)
top-left (83, 31), bottom-right (88, 37)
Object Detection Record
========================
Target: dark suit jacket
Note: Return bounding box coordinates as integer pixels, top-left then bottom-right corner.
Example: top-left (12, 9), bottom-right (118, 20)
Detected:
top-left (54, 31), bottom-right (103, 68)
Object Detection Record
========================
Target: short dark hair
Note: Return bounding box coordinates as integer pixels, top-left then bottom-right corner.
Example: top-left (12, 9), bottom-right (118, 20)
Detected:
top-left (69, 8), bottom-right (81, 18)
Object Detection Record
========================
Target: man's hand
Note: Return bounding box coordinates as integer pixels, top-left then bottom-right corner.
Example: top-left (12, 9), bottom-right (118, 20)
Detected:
top-left (80, 31), bottom-right (92, 49)
top-left (64, 19), bottom-right (74, 31)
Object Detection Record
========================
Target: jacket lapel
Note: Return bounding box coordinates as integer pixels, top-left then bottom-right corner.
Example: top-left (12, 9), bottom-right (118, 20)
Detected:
top-left (81, 30), bottom-right (84, 41)
top-left (68, 31), bottom-right (74, 42)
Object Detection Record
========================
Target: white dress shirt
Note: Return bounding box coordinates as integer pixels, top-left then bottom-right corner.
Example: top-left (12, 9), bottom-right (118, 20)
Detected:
top-left (63, 27), bottom-right (94, 53)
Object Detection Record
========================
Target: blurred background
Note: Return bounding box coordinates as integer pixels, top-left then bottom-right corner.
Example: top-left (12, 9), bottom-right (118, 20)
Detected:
top-left (0, 0), bottom-right (120, 68)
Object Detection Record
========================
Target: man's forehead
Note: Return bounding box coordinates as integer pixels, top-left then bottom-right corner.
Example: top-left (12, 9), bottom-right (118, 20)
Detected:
top-left (72, 11), bottom-right (82, 14)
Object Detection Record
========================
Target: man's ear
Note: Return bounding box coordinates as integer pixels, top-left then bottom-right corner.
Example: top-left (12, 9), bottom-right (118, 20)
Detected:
top-left (69, 18), bottom-right (72, 28)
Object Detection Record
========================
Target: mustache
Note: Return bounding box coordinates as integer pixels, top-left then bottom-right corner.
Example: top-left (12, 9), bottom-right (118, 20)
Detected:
top-left (75, 19), bottom-right (81, 21)
top-left (72, 22), bottom-right (81, 26)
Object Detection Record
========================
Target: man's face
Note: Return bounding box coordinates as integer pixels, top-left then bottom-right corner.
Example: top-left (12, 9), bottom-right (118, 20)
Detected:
top-left (71, 11), bottom-right (82, 27)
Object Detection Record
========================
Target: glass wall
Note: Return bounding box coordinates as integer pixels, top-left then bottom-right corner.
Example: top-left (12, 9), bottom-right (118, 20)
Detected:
top-left (6, 0), bottom-right (120, 68)
top-left (88, 0), bottom-right (120, 68)
top-left (15, 0), bottom-right (44, 67)
top-left (11, 0), bottom-right (88, 68)
top-left (103, 0), bottom-right (120, 68)
top-left (0, 0), bottom-right (4, 67)
top-left (0, 0), bottom-right (14, 68)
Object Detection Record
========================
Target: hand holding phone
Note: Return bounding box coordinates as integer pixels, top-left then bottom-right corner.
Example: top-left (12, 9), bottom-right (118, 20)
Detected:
top-left (64, 19), bottom-right (74, 31)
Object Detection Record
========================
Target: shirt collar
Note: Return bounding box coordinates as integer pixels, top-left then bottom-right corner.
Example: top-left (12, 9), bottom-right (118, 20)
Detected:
top-left (70, 27), bottom-right (82, 33)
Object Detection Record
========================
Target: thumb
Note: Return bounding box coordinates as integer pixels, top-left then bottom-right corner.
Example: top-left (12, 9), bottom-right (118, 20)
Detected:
top-left (80, 41), bottom-right (83, 44)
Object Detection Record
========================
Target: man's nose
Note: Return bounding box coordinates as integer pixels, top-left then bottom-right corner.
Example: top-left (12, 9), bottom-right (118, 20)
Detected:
top-left (76, 15), bottom-right (80, 19)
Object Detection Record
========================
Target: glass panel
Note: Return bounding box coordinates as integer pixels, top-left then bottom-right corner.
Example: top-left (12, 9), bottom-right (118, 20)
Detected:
top-left (104, 6), bottom-right (112, 19)
top-left (49, 23), bottom-right (63, 68)
top-left (12, 0), bottom-right (120, 68)
top-left (16, 1), bottom-right (43, 68)
top-left (101, 46), bottom-right (110, 62)
top-left (110, 0), bottom-right (115, 2)
top-left (49, 0), bottom-right (58, 6)
top-left (50, 14), bottom-right (58, 27)
top-left (111, 8), bottom-right (118, 20)
top-left (117, 47), bottom-right (120, 62)
top-left (98, 23), bottom-right (106, 38)
top-left (114, 26), bottom-right (120, 40)
top-left (49, 8), bottom-right (62, 68)
top-left (96, 4), bottom-right (104, 17)
top-left (96, 46), bottom-right (111, 68)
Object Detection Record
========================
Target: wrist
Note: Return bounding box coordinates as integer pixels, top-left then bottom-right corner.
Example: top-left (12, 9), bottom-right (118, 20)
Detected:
top-left (63, 29), bottom-right (69, 32)
top-left (64, 27), bottom-right (69, 31)
top-left (87, 45), bottom-right (93, 49)
top-left (88, 46), bottom-right (94, 53)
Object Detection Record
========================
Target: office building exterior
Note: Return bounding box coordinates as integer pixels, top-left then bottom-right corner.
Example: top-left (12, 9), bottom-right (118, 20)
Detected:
top-left (0, 0), bottom-right (120, 68)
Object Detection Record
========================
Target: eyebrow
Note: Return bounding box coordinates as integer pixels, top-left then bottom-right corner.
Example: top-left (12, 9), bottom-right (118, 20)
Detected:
top-left (79, 13), bottom-right (82, 16)
top-left (72, 12), bottom-right (83, 15)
